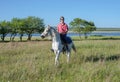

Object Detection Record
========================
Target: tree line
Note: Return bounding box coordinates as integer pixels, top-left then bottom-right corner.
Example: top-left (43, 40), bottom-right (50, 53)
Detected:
top-left (0, 16), bottom-right (45, 41)
top-left (0, 16), bottom-right (96, 41)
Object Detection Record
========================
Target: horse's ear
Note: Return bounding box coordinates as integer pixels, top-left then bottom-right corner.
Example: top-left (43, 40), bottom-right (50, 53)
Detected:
top-left (48, 25), bottom-right (50, 28)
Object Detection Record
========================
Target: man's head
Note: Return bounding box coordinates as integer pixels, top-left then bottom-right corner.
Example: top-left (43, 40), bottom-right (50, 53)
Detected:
top-left (60, 16), bottom-right (64, 20)
top-left (60, 16), bottom-right (65, 23)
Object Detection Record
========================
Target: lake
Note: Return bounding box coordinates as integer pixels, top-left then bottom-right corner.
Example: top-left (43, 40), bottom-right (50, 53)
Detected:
top-left (5, 31), bottom-right (120, 37)
top-left (67, 31), bottom-right (120, 37)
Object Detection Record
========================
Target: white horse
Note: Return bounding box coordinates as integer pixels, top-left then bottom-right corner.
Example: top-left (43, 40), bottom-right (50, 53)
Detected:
top-left (41, 25), bottom-right (76, 65)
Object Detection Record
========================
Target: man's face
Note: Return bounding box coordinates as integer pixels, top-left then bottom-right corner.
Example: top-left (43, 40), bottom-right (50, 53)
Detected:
top-left (60, 18), bottom-right (64, 23)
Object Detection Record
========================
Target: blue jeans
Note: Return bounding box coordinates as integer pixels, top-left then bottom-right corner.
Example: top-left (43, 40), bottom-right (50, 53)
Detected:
top-left (60, 34), bottom-right (67, 44)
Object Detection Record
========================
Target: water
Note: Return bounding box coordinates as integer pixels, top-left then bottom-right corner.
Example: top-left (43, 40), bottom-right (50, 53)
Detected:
top-left (4, 31), bottom-right (120, 37)
top-left (67, 31), bottom-right (120, 37)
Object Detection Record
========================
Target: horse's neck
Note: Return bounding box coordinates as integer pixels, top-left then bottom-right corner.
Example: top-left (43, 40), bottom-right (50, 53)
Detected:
top-left (51, 29), bottom-right (62, 44)
top-left (52, 33), bottom-right (61, 43)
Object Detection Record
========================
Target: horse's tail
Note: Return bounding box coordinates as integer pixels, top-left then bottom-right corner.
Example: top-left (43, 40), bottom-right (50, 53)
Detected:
top-left (72, 43), bottom-right (76, 53)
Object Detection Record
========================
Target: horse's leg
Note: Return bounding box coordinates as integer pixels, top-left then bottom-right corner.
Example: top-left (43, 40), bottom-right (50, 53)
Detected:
top-left (55, 50), bottom-right (60, 65)
top-left (66, 50), bottom-right (70, 63)
top-left (66, 45), bottom-right (72, 63)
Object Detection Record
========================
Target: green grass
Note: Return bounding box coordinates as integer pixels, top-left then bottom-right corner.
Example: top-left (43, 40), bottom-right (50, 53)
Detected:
top-left (0, 40), bottom-right (120, 82)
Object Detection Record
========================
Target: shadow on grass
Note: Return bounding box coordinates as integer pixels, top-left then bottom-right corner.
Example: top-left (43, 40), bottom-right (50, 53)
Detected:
top-left (0, 41), bottom-right (10, 43)
top-left (85, 54), bottom-right (120, 62)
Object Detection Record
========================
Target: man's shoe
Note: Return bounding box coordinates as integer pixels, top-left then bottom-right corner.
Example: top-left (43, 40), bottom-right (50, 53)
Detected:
top-left (50, 49), bottom-right (54, 53)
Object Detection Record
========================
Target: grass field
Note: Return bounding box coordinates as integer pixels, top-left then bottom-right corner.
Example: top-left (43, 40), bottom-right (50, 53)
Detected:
top-left (0, 39), bottom-right (120, 82)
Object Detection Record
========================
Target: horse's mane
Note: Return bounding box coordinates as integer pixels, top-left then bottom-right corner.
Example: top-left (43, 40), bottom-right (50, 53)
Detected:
top-left (50, 27), bottom-right (57, 32)
top-left (48, 26), bottom-right (61, 39)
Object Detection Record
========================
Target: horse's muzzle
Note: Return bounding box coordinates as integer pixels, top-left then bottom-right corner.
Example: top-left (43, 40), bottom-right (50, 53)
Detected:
top-left (41, 35), bottom-right (45, 39)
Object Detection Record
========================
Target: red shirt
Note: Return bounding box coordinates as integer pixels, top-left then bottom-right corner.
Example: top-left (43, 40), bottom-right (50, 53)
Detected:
top-left (57, 23), bottom-right (68, 34)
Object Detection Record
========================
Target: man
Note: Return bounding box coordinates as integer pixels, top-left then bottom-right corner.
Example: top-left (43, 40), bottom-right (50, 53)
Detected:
top-left (57, 16), bottom-right (69, 44)
top-left (51, 16), bottom-right (69, 52)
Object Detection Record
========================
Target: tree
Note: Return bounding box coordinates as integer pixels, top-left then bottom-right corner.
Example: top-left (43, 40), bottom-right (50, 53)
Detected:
top-left (69, 18), bottom-right (96, 39)
top-left (17, 18), bottom-right (26, 41)
top-left (10, 18), bottom-right (20, 41)
top-left (0, 21), bottom-right (10, 41)
top-left (69, 18), bottom-right (83, 39)
top-left (24, 16), bottom-right (45, 40)
top-left (10, 18), bottom-right (26, 41)
top-left (81, 21), bottom-right (96, 39)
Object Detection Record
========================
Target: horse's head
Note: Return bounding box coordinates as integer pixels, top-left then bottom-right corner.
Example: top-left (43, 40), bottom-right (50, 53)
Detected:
top-left (41, 25), bottom-right (51, 38)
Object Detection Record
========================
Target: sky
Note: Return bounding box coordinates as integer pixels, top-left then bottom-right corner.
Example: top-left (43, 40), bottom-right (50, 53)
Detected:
top-left (0, 0), bottom-right (120, 28)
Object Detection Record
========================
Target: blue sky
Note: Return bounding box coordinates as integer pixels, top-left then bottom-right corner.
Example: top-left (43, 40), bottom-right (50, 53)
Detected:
top-left (0, 0), bottom-right (120, 27)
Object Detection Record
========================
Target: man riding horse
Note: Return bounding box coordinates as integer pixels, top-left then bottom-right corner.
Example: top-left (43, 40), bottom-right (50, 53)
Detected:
top-left (51, 16), bottom-right (69, 52)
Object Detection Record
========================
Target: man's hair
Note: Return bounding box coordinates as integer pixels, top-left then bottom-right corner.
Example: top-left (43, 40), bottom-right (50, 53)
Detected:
top-left (60, 16), bottom-right (64, 20)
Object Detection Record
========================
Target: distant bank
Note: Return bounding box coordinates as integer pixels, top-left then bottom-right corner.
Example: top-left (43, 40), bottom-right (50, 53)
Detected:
top-left (67, 31), bottom-right (120, 37)
top-left (96, 28), bottom-right (120, 31)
